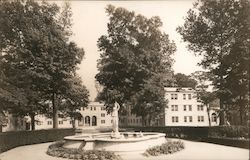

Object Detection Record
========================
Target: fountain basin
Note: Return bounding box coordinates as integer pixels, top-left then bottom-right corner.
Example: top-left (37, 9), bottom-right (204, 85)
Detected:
top-left (63, 132), bottom-right (166, 153)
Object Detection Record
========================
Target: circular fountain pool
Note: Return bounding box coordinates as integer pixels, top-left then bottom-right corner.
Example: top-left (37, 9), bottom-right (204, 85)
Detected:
top-left (63, 132), bottom-right (166, 153)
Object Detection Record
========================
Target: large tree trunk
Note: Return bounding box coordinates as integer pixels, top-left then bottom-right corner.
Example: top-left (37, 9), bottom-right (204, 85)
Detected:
top-left (141, 116), bottom-right (146, 126)
top-left (239, 105), bottom-right (245, 125)
top-left (30, 113), bottom-right (35, 130)
top-left (0, 125), bottom-right (2, 132)
top-left (72, 118), bottom-right (76, 129)
top-left (206, 105), bottom-right (211, 126)
top-left (219, 100), bottom-right (226, 125)
top-left (52, 93), bottom-right (58, 129)
top-left (239, 96), bottom-right (245, 125)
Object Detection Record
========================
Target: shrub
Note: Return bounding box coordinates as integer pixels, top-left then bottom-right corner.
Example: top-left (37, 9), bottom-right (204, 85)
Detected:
top-left (123, 126), bottom-right (249, 139)
top-left (47, 141), bottom-right (121, 160)
top-left (144, 140), bottom-right (184, 156)
top-left (208, 126), bottom-right (249, 139)
top-left (0, 128), bottom-right (75, 153)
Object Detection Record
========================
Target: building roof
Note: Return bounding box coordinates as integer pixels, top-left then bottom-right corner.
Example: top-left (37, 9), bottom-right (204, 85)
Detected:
top-left (89, 101), bottom-right (104, 106)
top-left (164, 87), bottom-right (195, 92)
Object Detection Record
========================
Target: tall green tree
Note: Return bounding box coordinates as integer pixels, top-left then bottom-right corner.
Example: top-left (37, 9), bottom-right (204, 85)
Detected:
top-left (59, 76), bottom-right (89, 128)
top-left (174, 73), bottom-right (197, 89)
top-left (0, 1), bottom-right (88, 128)
top-left (177, 0), bottom-right (249, 125)
top-left (96, 5), bottom-right (176, 124)
top-left (191, 71), bottom-right (217, 126)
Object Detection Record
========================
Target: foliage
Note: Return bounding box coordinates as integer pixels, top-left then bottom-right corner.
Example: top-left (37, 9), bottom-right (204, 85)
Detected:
top-left (173, 73), bottom-right (197, 89)
top-left (59, 76), bottom-right (89, 128)
top-left (144, 140), bottom-right (184, 156)
top-left (0, 1), bottom-right (89, 128)
top-left (96, 5), bottom-right (176, 122)
top-left (208, 125), bottom-right (249, 139)
top-left (177, 0), bottom-right (250, 125)
top-left (128, 126), bottom-right (249, 139)
top-left (47, 141), bottom-right (121, 160)
top-left (0, 128), bottom-right (75, 153)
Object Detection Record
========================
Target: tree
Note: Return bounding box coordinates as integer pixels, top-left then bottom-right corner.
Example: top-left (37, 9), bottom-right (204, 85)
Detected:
top-left (59, 76), bottom-right (89, 128)
top-left (0, 1), bottom-right (88, 128)
top-left (96, 5), bottom-right (176, 124)
top-left (174, 73), bottom-right (197, 88)
top-left (177, 0), bottom-right (250, 125)
top-left (191, 71), bottom-right (217, 126)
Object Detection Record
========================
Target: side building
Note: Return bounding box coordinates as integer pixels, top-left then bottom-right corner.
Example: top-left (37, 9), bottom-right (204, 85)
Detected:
top-left (120, 87), bottom-right (219, 127)
top-left (164, 87), bottom-right (219, 126)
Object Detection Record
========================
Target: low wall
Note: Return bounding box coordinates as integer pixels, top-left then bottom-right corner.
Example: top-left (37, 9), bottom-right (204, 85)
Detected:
top-left (0, 128), bottom-right (75, 153)
top-left (121, 126), bottom-right (249, 149)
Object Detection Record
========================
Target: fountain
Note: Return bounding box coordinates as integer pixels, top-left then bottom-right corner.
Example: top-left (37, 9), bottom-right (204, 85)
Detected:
top-left (63, 102), bottom-right (166, 153)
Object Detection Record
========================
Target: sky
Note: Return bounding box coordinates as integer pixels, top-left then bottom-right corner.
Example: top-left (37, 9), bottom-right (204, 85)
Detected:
top-left (57, 1), bottom-right (203, 101)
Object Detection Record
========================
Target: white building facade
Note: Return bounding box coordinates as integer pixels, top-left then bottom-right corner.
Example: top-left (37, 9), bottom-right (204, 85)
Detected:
top-left (120, 87), bottom-right (219, 127)
top-left (24, 102), bottom-right (113, 130)
top-left (164, 87), bottom-right (219, 126)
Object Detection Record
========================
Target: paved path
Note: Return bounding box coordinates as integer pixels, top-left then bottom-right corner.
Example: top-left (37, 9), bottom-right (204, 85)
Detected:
top-left (0, 139), bottom-right (249, 160)
top-left (120, 139), bottom-right (249, 160)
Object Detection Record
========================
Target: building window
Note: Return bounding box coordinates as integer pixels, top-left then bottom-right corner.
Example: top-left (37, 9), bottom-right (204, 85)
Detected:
top-left (101, 120), bottom-right (105, 124)
top-left (47, 121), bottom-right (52, 125)
top-left (101, 107), bottom-right (106, 110)
top-left (59, 121), bottom-right (63, 125)
top-left (188, 94), bottom-right (192, 100)
top-left (92, 116), bottom-right (97, 126)
top-left (183, 94), bottom-right (186, 100)
top-left (197, 105), bottom-right (204, 111)
top-left (91, 107), bottom-right (93, 110)
top-left (101, 113), bottom-right (105, 117)
top-left (70, 121), bottom-right (72, 124)
top-left (94, 107), bottom-right (96, 110)
top-left (201, 116), bottom-right (204, 122)
top-left (171, 94), bottom-right (178, 100)
top-left (211, 113), bottom-right (217, 123)
top-left (184, 116), bottom-right (187, 122)
top-left (198, 116), bottom-right (204, 122)
top-left (111, 120), bottom-right (113, 123)
top-left (85, 116), bottom-right (90, 126)
top-left (189, 105), bottom-right (192, 111)
top-left (36, 121), bottom-right (42, 125)
top-left (172, 116), bottom-right (179, 123)
top-left (171, 105), bottom-right (178, 111)
top-left (189, 116), bottom-right (193, 122)
top-left (183, 105), bottom-right (187, 111)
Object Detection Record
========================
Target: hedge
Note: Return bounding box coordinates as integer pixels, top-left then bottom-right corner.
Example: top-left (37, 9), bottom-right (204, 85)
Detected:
top-left (121, 126), bottom-right (249, 149)
top-left (0, 128), bottom-right (75, 153)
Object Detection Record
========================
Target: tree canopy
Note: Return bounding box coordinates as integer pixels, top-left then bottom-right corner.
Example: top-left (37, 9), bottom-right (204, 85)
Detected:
top-left (96, 5), bottom-right (176, 124)
top-left (173, 73), bottom-right (197, 89)
top-left (0, 1), bottom-right (89, 129)
top-left (177, 0), bottom-right (249, 125)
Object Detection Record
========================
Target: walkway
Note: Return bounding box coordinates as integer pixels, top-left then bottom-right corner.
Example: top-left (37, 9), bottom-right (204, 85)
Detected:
top-left (0, 139), bottom-right (248, 160)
